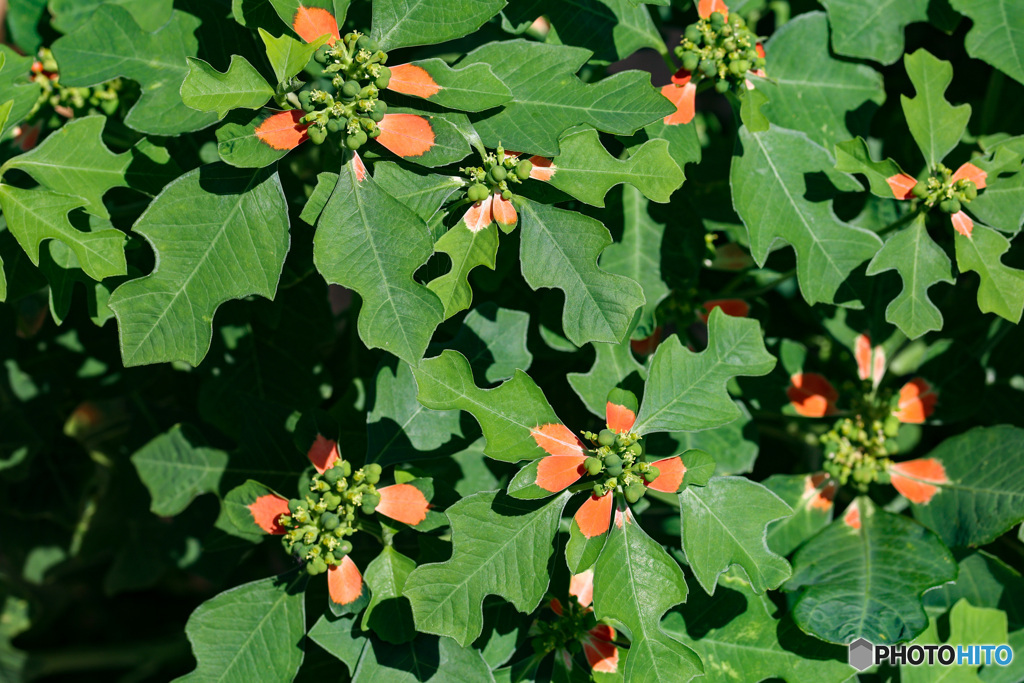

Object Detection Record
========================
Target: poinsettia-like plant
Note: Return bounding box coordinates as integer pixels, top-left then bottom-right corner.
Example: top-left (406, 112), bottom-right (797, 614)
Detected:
top-left (3, 0), bottom-right (1024, 681)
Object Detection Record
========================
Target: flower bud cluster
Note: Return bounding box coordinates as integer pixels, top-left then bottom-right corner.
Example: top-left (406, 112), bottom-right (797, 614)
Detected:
top-left (30, 48), bottom-right (126, 118)
top-left (578, 430), bottom-right (658, 504)
top-left (278, 460), bottom-right (383, 575)
top-left (298, 31), bottom-right (390, 151)
top-left (910, 163), bottom-right (978, 214)
top-left (820, 384), bottom-right (901, 489)
top-left (535, 597), bottom-right (593, 655)
top-left (675, 12), bottom-right (765, 94)
top-left (461, 145), bottom-right (533, 202)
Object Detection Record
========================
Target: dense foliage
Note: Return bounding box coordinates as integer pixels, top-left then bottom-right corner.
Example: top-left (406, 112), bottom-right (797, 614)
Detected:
top-left (2, 0), bottom-right (1024, 681)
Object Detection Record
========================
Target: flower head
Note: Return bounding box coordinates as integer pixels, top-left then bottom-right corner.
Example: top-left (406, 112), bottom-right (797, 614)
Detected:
top-left (540, 569), bottom-right (619, 674)
top-left (888, 162), bottom-right (988, 239)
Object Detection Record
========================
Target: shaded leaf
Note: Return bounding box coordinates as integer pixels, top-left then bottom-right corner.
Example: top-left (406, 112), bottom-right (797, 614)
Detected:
top-left (819, 0), bottom-right (928, 65)
top-left (568, 340), bottom-right (645, 419)
top-left (428, 222), bottom-right (499, 320)
top-left (901, 49), bottom-right (971, 170)
top-left (131, 424), bottom-right (229, 516)
top-left (955, 223), bottom-right (1024, 323)
top-left (259, 28), bottom-right (330, 85)
top-left (949, 0), bottom-right (1024, 87)
top-left (835, 136), bottom-right (911, 199)
top-left (372, 0), bottom-right (507, 51)
top-left (763, 473), bottom-right (836, 558)
top-left (362, 547), bottom-right (417, 644)
top-left (903, 599), bottom-right (1008, 683)
top-left (437, 304), bottom-right (534, 384)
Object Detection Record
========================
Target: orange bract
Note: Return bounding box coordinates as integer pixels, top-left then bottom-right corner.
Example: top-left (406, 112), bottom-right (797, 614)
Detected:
top-left (952, 162), bottom-right (987, 190)
top-left (894, 377), bottom-right (937, 423)
top-left (700, 298), bottom-right (750, 322)
top-left (646, 456), bottom-right (686, 493)
top-left (886, 173), bottom-right (917, 200)
top-left (491, 194), bottom-right (518, 226)
top-left (569, 569), bottom-right (595, 608)
top-left (255, 110), bottom-right (310, 150)
top-left (464, 196), bottom-right (494, 232)
top-left (890, 458), bottom-right (948, 504)
top-left (787, 372), bottom-right (839, 417)
top-left (328, 556), bottom-right (363, 605)
top-left (605, 401), bottom-right (636, 434)
top-left (387, 64), bottom-right (442, 98)
top-left (574, 492), bottom-right (613, 538)
top-left (804, 472), bottom-right (836, 511)
top-left (661, 76), bottom-right (697, 126)
top-left (843, 501), bottom-right (861, 529)
top-left (699, 0), bottom-right (729, 20)
top-left (375, 484), bottom-right (430, 525)
top-left (248, 493), bottom-right (290, 534)
top-left (376, 113), bottom-right (435, 158)
top-left (951, 210), bottom-right (974, 239)
top-left (583, 624), bottom-right (619, 673)
top-left (531, 423), bottom-right (585, 457)
top-left (527, 155), bottom-right (556, 181)
top-left (307, 434), bottom-right (340, 474)
top-left (293, 6), bottom-right (340, 44)
top-left (535, 455), bottom-right (588, 492)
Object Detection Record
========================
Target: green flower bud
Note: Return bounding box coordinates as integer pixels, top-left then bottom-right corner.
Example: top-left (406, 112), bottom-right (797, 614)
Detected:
top-left (729, 13), bottom-right (745, 27)
top-left (597, 429), bottom-right (616, 447)
top-left (314, 45), bottom-right (331, 65)
top-left (321, 512), bottom-right (340, 530)
top-left (309, 125), bottom-right (327, 145)
top-left (515, 159), bottom-right (533, 180)
top-left (489, 165), bottom-right (508, 182)
top-left (684, 25), bottom-right (702, 44)
top-left (342, 80), bottom-right (361, 98)
top-left (357, 35), bottom-right (379, 52)
top-left (288, 498), bottom-right (305, 514)
top-left (911, 181), bottom-right (928, 198)
top-left (710, 11), bottom-right (726, 26)
top-left (369, 106), bottom-right (386, 122)
top-left (644, 466), bottom-right (661, 483)
top-left (715, 79), bottom-right (730, 93)
top-left (883, 415), bottom-right (900, 438)
top-left (603, 453), bottom-right (621, 468)
top-left (327, 118), bottom-right (344, 134)
top-left (699, 59), bottom-right (717, 77)
top-left (501, 190), bottom-right (512, 201)
top-left (627, 442), bottom-right (643, 457)
top-left (345, 130), bottom-right (367, 150)
top-left (310, 557), bottom-right (328, 575)
top-left (323, 492), bottom-right (342, 510)
top-left (963, 180), bottom-right (978, 200)
top-left (681, 52), bottom-right (700, 72)
top-left (606, 464), bottom-right (623, 477)
top-left (885, 440), bottom-right (900, 455)
top-left (720, 24), bottom-right (733, 37)
top-left (585, 456), bottom-right (603, 476)
top-left (940, 198), bottom-right (961, 214)
top-left (368, 127), bottom-right (381, 139)
top-left (360, 117), bottom-right (376, 132)
top-left (723, 38), bottom-right (737, 52)
top-left (624, 482), bottom-right (646, 504)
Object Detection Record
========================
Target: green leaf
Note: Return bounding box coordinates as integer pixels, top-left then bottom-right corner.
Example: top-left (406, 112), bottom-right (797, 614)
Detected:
top-left (0, 186), bottom-right (126, 281)
top-left (678, 476), bottom-right (793, 594)
top-left (131, 424), bottom-right (229, 516)
top-left (866, 215), bottom-right (954, 338)
top-left (381, 107), bottom-right (472, 168)
top-left (404, 490), bottom-right (570, 647)
top-left (633, 309), bottom-right (776, 435)
top-left (763, 474), bottom-right (836, 558)
top-left (366, 359), bottom-right (464, 468)
top-left (901, 49), bottom-right (972, 170)
top-left (372, 0), bottom-right (506, 50)
top-left (568, 341), bottom-right (645, 419)
top-left (819, 0), bottom-right (929, 65)
top-left (0, 116), bottom-right (130, 219)
top-left (0, 49), bottom-right (41, 139)
top-left (51, 6), bottom-right (218, 135)
top-left (217, 110), bottom-right (296, 169)
top-left (543, 126), bottom-right (684, 207)
top-left (108, 163), bottom-right (290, 367)
top-left (759, 13), bottom-right (886, 148)
top-left (353, 635), bottom-right (495, 682)
top-left (39, 238), bottom-right (117, 326)
top-left (502, 0), bottom-right (665, 65)
top-left (428, 222), bottom-right (499, 320)
top-left (786, 496), bottom-right (958, 644)
top-left (680, 450), bottom-right (716, 487)
top-left (49, 0), bottom-right (173, 34)
top-left (313, 157), bottom-right (443, 364)
top-left (908, 425), bottom-right (1024, 547)
top-left (731, 124), bottom-right (883, 306)
top-left (178, 573), bottom-right (306, 682)
top-left (970, 138), bottom-right (1024, 233)
top-left (955, 223), bottom-right (1024, 323)
top-left (663, 571), bottom-right (851, 683)
top-left (436, 303), bottom-right (534, 384)
top-left (462, 40), bottom-right (674, 156)
top-left (413, 350), bottom-right (559, 463)
top-left (391, 59), bottom-right (512, 112)
top-left (4, 0), bottom-right (47, 53)
top-left (835, 137), bottom-right (911, 199)
top-left (362, 547), bottom-right (417, 644)
top-left (518, 198), bottom-right (646, 346)
top-left (372, 163), bottom-right (463, 226)
top-left (592, 510), bottom-right (703, 683)
top-left (181, 56), bottom-right (275, 119)
top-left (259, 29), bottom-right (329, 85)
top-left (904, 599), bottom-right (1009, 683)
top-left (949, 0), bottom-right (1024, 87)
top-left (646, 402), bottom-right (759, 477)
top-left (599, 186), bottom-right (671, 336)
top-left (307, 613), bottom-right (366, 675)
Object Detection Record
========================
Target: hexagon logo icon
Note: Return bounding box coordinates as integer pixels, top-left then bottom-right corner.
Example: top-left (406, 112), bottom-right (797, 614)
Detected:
top-left (848, 638), bottom-right (874, 671)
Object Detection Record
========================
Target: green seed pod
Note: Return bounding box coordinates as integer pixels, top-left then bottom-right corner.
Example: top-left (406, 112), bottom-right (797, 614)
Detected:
top-left (603, 453), bottom-right (621, 468)
top-left (321, 512), bottom-right (340, 530)
top-left (681, 52), bottom-right (700, 72)
top-left (614, 434), bottom-right (629, 449)
top-left (342, 80), bottom-right (361, 98)
top-left (710, 11), bottom-right (726, 26)
top-left (314, 45), bottom-right (331, 65)
top-left (368, 127), bottom-right (381, 139)
top-left (324, 466), bottom-right (343, 484)
top-left (606, 464), bottom-right (623, 477)
top-left (963, 180), bottom-right (978, 200)
top-left (322, 493), bottom-right (342, 510)
top-left (723, 38), bottom-right (737, 52)
top-left (311, 557), bottom-right (328, 575)
top-left (885, 440), bottom-right (900, 455)
top-left (715, 79), bottom-right (730, 93)
top-left (644, 466), bottom-right (661, 483)
top-left (684, 25), bottom-right (702, 44)
top-left (358, 117), bottom-right (374, 132)
top-left (369, 107), bottom-right (385, 122)
top-left (345, 134), bottom-right (362, 150)
top-left (309, 125), bottom-right (327, 145)
top-left (515, 159), bottom-right (533, 180)
top-left (292, 542), bottom-right (311, 558)
top-left (940, 198), bottom-right (961, 213)
top-left (288, 498), bottom-right (305, 514)
top-left (375, 73), bottom-right (391, 89)
top-left (624, 482), bottom-right (646, 504)
top-left (489, 165), bottom-right (508, 182)
top-left (585, 456), bottom-right (603, 476)
top-left (911, 181), bottom-right (928, 198)
top-left (357, 36), bottom-right (378, 52)
top-left (597, 429), bottom-right (616, 447)
top-left (501, 190), bottom-right (512, 201)
top-left (467, 184), bottom-right (487, 202)
top-left (326, 118), bottom-right (344, 134)
top-left (699, 59), bottom-right (717, 77)
top-left (720, 24), bottom-right (733, 37)
top-left (883, 415), bottom-right (901, 438)
top-left (729, 13), bottom-right (745, 27)
top-left (627, 442), bottom-right (643, 457)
